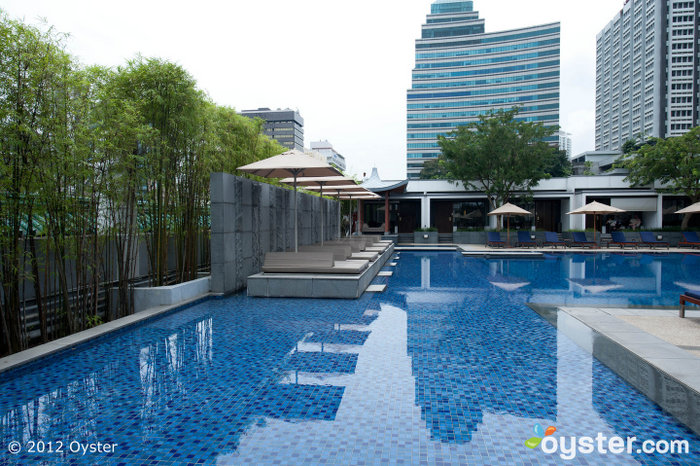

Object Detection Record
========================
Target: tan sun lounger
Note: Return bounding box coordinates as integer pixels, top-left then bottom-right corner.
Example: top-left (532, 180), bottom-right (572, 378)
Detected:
top-left (298, 244), bottom-right (378, 262)
top-left (262, 252), bottom-right (368, 274)
top-left (335, 237), bottom-right (388, 252)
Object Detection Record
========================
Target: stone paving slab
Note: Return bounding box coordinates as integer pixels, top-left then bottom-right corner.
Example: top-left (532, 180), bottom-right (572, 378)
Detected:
top-left (556, 305), bottom-right (700, 436)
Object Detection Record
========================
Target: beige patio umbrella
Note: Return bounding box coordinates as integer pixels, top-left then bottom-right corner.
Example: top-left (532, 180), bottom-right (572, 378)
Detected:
top-left (567, 201), bottom-right (625, 243)
top-left (238, 150), bottom-right (341, 251)
top-left (675, 201), bottom-right (700, 214)
top-left (323, 187), bottom-right (380, 237)
top-left (487, 203), bottom-right (533, 247)
top-left (279, 176), bottom-right (357, 245)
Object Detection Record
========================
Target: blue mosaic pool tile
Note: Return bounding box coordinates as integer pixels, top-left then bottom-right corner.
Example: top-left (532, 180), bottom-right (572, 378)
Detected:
top-left (284, 351), bottom-right (358, 374)
top-left (2, 252), bottom-right (700, 464)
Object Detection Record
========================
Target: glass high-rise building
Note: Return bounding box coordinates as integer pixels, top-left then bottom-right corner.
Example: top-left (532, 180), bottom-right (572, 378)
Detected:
top-left (406, 0), bottom-right (561, 178)
top-left (595, 0), bottom-right (700, 151)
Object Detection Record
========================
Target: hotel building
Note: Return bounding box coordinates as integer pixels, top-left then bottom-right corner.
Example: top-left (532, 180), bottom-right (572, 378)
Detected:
top-left (595, 0), bottom-right (700, 150)
top-left (406, 0), bottom-right (561, 178)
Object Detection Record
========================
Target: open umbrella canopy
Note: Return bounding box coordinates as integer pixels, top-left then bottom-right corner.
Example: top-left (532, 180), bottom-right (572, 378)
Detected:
top-left (238, 150), bottom-right (341, 251)
top-left (567, 200), bottom-right (625, 215)
top-left (675, 201), bottom-right (700, 214)
top-left (487, 203), bottom-right (532, 216)
top-left (567, 201), bottom-right (625, 244)
top-left (279, 175), bottom-right (356, 187)
top-left (277, 176), bottom-right (357, 245)
top-left (237, 149), bottom-right (342, 178)
top-left (487, 203), bottom-right (532, 247)
top-left (303, 184), bottom-right (365, 192)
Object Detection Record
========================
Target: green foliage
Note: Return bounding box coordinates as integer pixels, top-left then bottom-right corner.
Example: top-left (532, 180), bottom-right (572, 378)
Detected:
top-left (438, 108), bottom-right (560, 211)
top-left (419, 159), bottom-right (450, 180)
top-left (0, 11), bottom-right (283, 355)
top-left (618, 127), bottom-right (700, 228)
top-left (546, 149), bottom-right (572, 178)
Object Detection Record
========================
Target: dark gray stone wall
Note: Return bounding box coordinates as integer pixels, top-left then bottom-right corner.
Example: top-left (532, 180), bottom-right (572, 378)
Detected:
top-left (210, 172), bottom-right (340, 294)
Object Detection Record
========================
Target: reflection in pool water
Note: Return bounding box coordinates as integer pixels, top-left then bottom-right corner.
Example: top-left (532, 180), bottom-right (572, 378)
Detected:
top-left (1, 252), bottom-right (699, 464)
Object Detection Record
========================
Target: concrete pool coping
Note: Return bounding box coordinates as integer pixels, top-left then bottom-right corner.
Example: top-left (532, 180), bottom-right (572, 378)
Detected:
top-left (457, 244), bottom-right (700, 254)
top-left (530, 303), bottom-right (700, 436)
top-left (0, 293), bottom-right (214, 375)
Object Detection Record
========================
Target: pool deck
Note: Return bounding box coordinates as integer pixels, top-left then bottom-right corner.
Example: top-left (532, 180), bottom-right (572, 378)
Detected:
top-left (456, 243), bottom-right (700, 254)
top-left (552, 305), bottom-right (700, 436)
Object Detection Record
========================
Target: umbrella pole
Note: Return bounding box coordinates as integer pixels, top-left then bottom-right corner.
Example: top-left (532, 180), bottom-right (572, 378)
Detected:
top-left (293, 173), bottom-right (298, 252)
top-left (507, 216), bottom-right (510, 247)
top-left (319, 182), bottom-right (325, 245)
top-left (594, 213), bottom-right (597, 245)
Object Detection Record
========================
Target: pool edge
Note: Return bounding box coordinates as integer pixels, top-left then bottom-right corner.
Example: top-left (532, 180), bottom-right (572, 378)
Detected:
top-left (0, 292), bottom-right (214, 375)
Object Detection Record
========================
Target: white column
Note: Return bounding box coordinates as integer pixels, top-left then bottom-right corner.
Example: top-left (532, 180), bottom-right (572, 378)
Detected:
top-left (421, 196), bottom-right (430, 228)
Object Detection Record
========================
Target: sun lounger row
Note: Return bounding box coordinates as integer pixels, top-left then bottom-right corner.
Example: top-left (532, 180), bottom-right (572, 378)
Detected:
top-left (260, 236), bottom-right (393, 275)
top-left (485, 230), bottom-right (700, 248)
top-left (262, 251), bottom-right (368, 274)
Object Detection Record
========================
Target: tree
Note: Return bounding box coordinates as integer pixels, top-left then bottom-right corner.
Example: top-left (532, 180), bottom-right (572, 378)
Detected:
top-left (419, 159), bottom-right (450, 179)
top-left (546, 149), bottom-right (572, 178)
top-left (619, 127), bottom-right (700, 228)
top-left (438, 108), bottom-right (559, 212)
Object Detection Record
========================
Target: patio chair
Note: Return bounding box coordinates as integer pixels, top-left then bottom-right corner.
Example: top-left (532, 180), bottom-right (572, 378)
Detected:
top-left (680, 291), bottom-right (700, 318)
top-left (298, 244), bottom-right (378, 262)
top-left (262, 252), bottom-right (368, 274)
top-left (571, 232), bottom-right (596, 248)
top-left (516, 231), bottom-right (537, 248)
top-left (679, 231), bottom-right (700, 249)
top-left (639, 231), bottom-right (669, 249)
top-left (543, 231), bottom-right (566, 248)
top-left (610, 231), bottom-right (639, 249)
top-left (486, 231), bottom-right (505, 248)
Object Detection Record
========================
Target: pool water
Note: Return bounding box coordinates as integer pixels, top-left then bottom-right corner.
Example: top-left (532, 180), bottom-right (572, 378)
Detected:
top-left (1, 252), bottom-right (699, 464)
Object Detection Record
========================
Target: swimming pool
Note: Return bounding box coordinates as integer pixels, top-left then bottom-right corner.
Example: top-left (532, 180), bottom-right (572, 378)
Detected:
top-left (1, 252), bottom-right (699, 464)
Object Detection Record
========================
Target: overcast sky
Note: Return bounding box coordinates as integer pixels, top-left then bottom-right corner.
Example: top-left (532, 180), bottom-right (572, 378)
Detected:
top-left (2, 0), bottom-right (626, 180)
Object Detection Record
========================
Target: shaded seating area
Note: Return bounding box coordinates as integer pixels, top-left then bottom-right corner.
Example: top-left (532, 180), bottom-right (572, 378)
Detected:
top-left (610, 231), bottom-right (638, 249)
top-left (639, 231), bottom-right (669, 249)
top-left (680, 291), bottom-right (700, 318)
top-left (486, 231), bottom-right (505, 248)
top-left (262, 252), bottom-right (368, 274)
top-left (679, 232), bottom-right (700, 249)
top-left (571, 232), bottom-right (596, 248)
top-left (516, 231), bottom-right (537, 248)
top-left (543, 232), bottom-right (566, 248)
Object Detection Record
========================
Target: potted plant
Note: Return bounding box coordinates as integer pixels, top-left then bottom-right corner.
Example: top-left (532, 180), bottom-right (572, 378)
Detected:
top-left (414, 227), bottom-right (438, 243)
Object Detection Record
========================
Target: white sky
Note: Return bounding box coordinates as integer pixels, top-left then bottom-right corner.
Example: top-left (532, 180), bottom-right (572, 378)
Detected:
top-left (2, 0), bottom-right (626, 180)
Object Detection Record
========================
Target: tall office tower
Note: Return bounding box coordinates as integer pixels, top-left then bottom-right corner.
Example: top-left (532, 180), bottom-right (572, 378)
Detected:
top-left (406, 0), bottom-right (560, 178)
top-left (595, 0), bottom-right (700, 151)
top-left (239, 108), bottom-right (304, 151)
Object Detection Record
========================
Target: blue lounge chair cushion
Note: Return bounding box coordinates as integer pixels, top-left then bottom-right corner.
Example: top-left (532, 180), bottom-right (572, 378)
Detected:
top-left (572, 232), bottom-right (593, 243)
top-left (611, 232), bottom-right (636, 244)
top-left (639, 232), bottom-right (666, 244)
top-left (487, 232), bottom-right (504, 243)
top-left (685, 291), bottom-right (700, 301)
top-left (544, 232), bottom-right (562, 243)
top-left (517, 231), bottom-right (535, 243)
top-left (683, 231), bottom-right (700, 242)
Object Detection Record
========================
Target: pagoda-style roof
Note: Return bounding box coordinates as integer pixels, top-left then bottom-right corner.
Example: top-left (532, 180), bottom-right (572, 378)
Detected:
top-left (360, 168), bottom-right (408, 194)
